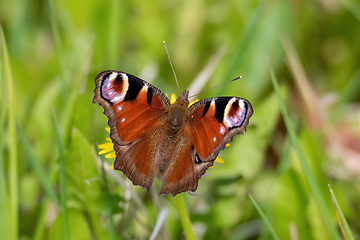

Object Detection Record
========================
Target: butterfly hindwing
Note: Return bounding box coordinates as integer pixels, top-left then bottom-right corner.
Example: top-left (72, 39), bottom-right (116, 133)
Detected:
top-left (159, 140), bottom-right (213, 196)
top-left (188, 97), bottom-right (253, 162)
top-left (157, 125), bottom-right (214, 196)
top-left (112, 127), bottom-right (164, 190)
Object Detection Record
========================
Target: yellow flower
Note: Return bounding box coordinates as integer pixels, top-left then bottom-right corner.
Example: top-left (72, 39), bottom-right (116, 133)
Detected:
top-left (98, 127), bottom-right (116, 170)
top-left (168, 93), bottom-right (200, 107)
top-left (97, 93), bottom-right (226, 169)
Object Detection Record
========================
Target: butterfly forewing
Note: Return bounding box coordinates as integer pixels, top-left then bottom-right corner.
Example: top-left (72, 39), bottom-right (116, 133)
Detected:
top-left (188, 97), bottom-right (253, 162)
top-left (94, 71), bottom-right (170, 144)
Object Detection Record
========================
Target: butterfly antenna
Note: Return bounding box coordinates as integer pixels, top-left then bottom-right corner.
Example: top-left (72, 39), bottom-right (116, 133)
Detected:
top-left (163, 41), bottom-right (181, 95)
top-left (188, 76), bottom-right (242, 98)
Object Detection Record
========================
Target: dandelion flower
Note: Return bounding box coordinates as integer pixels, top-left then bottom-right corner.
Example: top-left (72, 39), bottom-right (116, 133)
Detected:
top-left (97, 127), bottom-right (116, 170)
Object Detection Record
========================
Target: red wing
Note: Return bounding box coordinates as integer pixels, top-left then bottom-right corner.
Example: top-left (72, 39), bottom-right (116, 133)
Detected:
top-left (188, 97), bottom-right (253, 162)
top-left (159, 96), bottom-right (253, 196)
top-left (113, 127), bottom-right (164, 189)
top-left (159, 130), bottom-right (213, 196)
top-left (93, 71), bottom-right (170, 189)
top-left (93, 70), bottom-right (170, 144)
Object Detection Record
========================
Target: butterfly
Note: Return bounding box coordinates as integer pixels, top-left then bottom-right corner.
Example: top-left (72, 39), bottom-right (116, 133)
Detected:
top-left (93, 70), bottom-right (253, 196)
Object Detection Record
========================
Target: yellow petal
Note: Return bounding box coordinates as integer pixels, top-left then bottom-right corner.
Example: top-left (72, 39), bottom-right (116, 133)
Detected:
top-left (209, 157), bottom-right (225, 168)
top-left (98, 142), bottom-right (113, 150)
top-left (215, 157), bottom-right (224, 164)
top-left (189, 99), bottom-right (199, 107)
top-left (110, 163), bottom-right (115, 170)
top-left (105, 127), bottom-right (110, 133)
top-left (106, 137), bottom-right (111, 142)
top-left (105, 152), bottom-right (116, 159)
top-left (98, 149), bottom-right (113, 155)
top-left (170, 93), bottom-right (177, 104)
top-left (225, 143), bottom-right (230, 147)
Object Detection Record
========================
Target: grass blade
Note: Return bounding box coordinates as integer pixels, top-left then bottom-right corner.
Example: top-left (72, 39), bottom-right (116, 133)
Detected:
top-left (0, 25), bottom-right (18, 240)
top-left (222, 0), bottom-right (265, 82)
top-left (150, 208), bottom-right (168, 240)
top-left (53, 110), bottom-right (71, 240)
top-left (175, 195), bottom-right (196, 240)
top-left (270, 68), bottom-right (339, 239)
top-left (32, 200), bottom-right (50, 240)
top-left (100, 157), bottom-right (116, 240)
top-left (249, 194), bottom-right (280, 240)
top-left (0, 134), bottom-right (10, 240)
top-left (339, 0), bottom-right (360, 21)
top-left (107, 0), bottom-right (124, 67)
top-left (339, 67), bottom-right (360, 103)
top-left (18, 124), bottom-right (60, 207)
top-left (61, 45), bottom-right (93, 146)
top-left (328, 185), bottom-right (354, 240)
top-left (0, 25), bottom-right (10, 240)
top-left (47, 0), bottom-right (69, 81)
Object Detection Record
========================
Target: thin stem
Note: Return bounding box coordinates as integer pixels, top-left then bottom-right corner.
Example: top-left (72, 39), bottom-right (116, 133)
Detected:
top-left (101, 157), bottom-right (116, 240)
top-left (1, 25), bottom-right (18, 240)
top-left (175, 194), bottom-right (196, 240)
top-left (53, 111), bottom-right (71, 240)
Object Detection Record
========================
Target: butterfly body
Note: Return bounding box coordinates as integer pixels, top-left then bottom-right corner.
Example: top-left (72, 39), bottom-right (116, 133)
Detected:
top-left (94, 70), bottom-right (253, 196)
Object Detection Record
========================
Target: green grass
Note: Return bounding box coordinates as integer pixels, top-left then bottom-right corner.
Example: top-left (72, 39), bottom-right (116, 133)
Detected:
top-left (100, 157), bottom-right (116, 240)
top-left (328, 184), bottom-right (354, 240)
top-left (271, 67), bottom-right (338, 239)
top-left (1, 0), bottom-right (360, 239)
top-left (1, 24), bottom-right (18, 240)
top-left (175, 194), bottom-right (196, 240)
top-left (54, 111), bottom-right (70, 240)
top-left (249, 194), bottom-right (279, 240)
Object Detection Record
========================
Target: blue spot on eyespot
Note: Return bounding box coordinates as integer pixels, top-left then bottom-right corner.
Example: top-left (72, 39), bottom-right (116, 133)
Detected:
top-left (195, 154), bottom-right (202, 163)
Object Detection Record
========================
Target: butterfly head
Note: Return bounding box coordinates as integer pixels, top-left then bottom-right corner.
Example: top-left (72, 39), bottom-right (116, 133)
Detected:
top-left (175, 90), bottom-right (189, 105)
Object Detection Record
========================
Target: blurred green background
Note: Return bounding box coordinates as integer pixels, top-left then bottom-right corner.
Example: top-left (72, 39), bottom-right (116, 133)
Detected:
top-left (1, 0), bottom-right (360, 239)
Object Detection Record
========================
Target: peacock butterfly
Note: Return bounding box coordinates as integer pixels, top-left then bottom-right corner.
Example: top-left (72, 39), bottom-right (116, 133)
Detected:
top-left (93, 70), bottom-right (253, 196)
